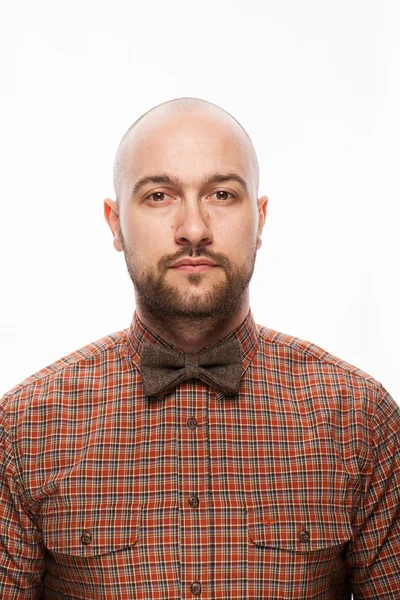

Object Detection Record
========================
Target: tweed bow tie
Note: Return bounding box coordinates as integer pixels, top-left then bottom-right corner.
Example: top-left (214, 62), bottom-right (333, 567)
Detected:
top-left (140, 338), bottom-right (243, 396)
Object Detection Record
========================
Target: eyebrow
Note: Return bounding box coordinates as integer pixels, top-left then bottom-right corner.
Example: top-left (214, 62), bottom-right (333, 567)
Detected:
top-left (131, 172), bottom-right (250, 197)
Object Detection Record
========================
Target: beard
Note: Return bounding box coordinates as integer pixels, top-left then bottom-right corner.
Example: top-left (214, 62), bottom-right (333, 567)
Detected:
top-left (120, 234), bottom-right (257, 321)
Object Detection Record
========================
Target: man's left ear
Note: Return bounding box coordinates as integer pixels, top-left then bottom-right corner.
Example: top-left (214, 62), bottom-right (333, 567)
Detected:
top-left (256, 195), bottom-right (268, 249)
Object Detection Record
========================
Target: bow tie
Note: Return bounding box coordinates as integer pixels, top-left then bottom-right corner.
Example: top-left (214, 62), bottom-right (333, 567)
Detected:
top-left (140, 337), bottom-right (243, 396)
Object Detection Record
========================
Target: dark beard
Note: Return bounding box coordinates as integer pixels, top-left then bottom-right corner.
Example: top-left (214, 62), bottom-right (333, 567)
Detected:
top-left (120, 237), bottom-right (257, 321)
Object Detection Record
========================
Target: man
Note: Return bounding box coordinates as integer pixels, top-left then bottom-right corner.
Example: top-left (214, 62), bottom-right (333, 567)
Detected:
top-left (0, 97), bottom-right (399, 599)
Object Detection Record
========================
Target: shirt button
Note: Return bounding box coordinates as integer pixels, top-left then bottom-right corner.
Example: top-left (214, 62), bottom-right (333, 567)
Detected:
top-left (191, 581), bottom-right (202, 595)
top-left (80, 531), bottom-right (92, 545)
top-left (188, 494), bottom-right (200, 509)
top-left (187, 417), bottom-right (198, 430)
top-left (299, 529), bottom-right (310, 543)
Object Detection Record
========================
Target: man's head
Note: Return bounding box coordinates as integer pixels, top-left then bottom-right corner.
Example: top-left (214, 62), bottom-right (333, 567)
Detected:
top-left (104, 97), bottom-right (268, 322)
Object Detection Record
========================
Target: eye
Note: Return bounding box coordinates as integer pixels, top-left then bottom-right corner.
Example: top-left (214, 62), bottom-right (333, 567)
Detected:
top-left (146, 191), bottom-right (172, 203)
top-left (209, 190), bottom-right (235, 201)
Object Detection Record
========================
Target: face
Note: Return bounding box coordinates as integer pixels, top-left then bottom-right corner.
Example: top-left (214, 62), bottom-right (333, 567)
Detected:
top-left (105, 108), bottom-right (268, 320)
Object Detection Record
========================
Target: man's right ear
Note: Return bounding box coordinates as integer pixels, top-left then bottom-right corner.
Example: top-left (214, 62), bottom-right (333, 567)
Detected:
top-left (104, 198), bottom-right (123, 252)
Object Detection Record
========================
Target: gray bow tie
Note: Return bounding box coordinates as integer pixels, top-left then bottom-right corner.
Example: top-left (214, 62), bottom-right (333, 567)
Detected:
top-left (140, 338), bottom-right (243, 396)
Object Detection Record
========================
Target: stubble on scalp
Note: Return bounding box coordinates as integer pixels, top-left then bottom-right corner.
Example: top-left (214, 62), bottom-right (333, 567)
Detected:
top-left (113, 97), bottom-right (260, 205)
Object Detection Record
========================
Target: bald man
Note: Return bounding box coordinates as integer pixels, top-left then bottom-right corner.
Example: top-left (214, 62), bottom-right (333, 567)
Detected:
top-left (1, 98), bottom-right (399, 599)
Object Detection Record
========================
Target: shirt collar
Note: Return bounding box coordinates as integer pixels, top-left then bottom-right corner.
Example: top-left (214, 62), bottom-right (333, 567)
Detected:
top-left (126, 308), bottom-right (260, 381)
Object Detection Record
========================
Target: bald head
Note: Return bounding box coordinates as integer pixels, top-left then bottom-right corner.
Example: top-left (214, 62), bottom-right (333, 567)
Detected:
top-left (113, 97), bottom-right (260, 203)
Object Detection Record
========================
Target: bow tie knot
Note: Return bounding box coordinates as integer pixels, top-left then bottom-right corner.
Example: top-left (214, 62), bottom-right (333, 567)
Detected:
top-left (140, 337), bottom-right (243, 396)
top-left (185, 353), bottom-right (200, 380)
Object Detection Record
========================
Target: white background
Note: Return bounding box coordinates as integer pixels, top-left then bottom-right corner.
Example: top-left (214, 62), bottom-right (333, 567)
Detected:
top-left (1, 0), bottom-right (399, 404)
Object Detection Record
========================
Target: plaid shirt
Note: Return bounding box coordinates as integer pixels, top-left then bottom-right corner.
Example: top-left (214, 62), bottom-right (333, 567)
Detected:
top-left (1, 310), bottom-right (399, 599)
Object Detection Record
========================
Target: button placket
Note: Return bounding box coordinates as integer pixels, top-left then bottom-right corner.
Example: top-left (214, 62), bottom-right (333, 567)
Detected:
top-left (179, 382), bottom-right (210, 599)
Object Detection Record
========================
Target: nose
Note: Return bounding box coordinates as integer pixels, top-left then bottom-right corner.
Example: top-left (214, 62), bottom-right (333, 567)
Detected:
top-left (174, 200), bottom-right (213, 249)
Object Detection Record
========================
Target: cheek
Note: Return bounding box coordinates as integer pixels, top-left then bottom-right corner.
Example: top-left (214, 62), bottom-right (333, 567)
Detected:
top-left (220, 214), bottom-right (257, 249)
top-left (123, 214), bottom-right (172, 259)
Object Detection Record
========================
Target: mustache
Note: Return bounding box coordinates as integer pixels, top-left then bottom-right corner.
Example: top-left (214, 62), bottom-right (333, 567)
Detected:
top-left (158, 248), bottom-right (231, 272)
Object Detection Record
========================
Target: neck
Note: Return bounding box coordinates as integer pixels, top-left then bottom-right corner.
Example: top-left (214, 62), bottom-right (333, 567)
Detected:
top-left (134, 293), bottom-right (250, 353)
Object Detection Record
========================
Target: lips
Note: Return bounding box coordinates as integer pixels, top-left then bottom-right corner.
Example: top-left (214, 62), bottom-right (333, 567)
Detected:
top-left (171, 258), bottom-right (217, 268)
top-left (172, 264), bottom-right (217, 272)
top-left (169, 258), bottom-right (218, 272)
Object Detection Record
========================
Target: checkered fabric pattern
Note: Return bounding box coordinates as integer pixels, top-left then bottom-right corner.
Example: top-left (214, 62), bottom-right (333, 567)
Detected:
top-left (0, 310), bottom-right (399, 599)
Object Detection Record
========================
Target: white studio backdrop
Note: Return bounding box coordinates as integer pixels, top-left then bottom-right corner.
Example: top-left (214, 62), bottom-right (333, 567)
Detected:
top-left (0, 0), bottom-right (399, 406)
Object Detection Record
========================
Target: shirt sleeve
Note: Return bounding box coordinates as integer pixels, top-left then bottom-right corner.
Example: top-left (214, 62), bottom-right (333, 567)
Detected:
top-left (0, 405), bottom-right (45, 599)
top-left (347, 386), bottom-right (400, 599)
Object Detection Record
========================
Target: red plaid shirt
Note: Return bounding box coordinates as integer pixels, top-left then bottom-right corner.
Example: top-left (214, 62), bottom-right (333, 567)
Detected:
top-left (1, 310), bottom-right (399, 599)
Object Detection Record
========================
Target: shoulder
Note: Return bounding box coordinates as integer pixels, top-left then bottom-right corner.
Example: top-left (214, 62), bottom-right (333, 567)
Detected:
top-left (0, 328), bottom-right (133, 414)
top-left (256, 323), bottom-right (383, 396)
top-left (253, 325), bottom-right (399, 462)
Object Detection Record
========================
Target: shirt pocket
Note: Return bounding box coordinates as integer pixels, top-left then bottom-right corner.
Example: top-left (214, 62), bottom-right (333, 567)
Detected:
top-left (247, 504), bottom-right (353, 597)
top-left (41, 507), bottom-right (142, 597)
top-left (42, 506), bottom-right (141, 557)
top-left (248, 503), bottom-right (353, 552)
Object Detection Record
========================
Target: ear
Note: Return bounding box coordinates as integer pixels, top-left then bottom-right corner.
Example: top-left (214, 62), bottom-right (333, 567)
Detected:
top-left (104, 198), bottom-right (123, 252)
top-left (256, 195), bottom-right (268, 250)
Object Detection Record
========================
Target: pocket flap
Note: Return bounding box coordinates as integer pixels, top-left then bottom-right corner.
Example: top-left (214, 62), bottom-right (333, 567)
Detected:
top-left (249, 504), bottom-right (353, 552)
top-left (42, 507), bottom-right (141, 556)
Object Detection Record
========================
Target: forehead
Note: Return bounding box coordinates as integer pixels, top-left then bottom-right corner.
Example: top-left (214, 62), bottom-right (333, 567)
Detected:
top-left (118, 109), bottom-right (254, 190)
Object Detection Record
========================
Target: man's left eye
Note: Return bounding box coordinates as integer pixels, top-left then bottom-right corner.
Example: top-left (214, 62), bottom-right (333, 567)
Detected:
top-left (210, 190), bottom-right (234, 201)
